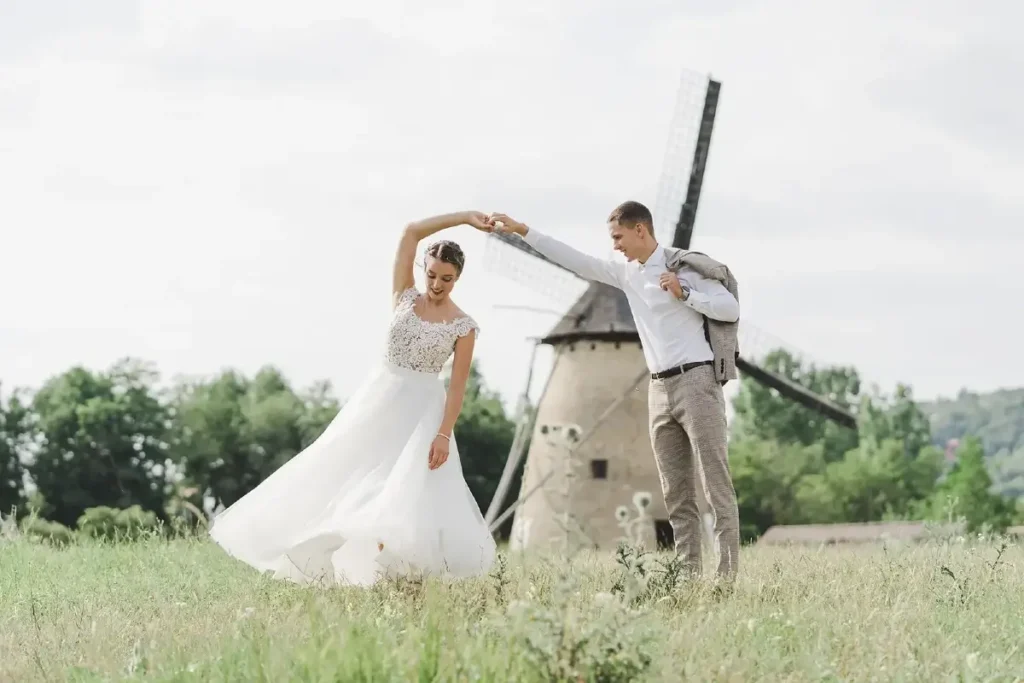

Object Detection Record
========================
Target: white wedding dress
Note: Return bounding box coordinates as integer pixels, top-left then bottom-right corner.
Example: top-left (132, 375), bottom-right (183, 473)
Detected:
top-left (209, 287), bottom-right (497, 586)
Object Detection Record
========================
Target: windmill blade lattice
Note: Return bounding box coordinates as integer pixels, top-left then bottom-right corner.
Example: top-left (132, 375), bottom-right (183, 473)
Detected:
top-left (653, 68), bottom-right (717, 246)
top-left (483, 230), bottom-right (588, 309)
top-left (738, 322), bottom-right (841, 376)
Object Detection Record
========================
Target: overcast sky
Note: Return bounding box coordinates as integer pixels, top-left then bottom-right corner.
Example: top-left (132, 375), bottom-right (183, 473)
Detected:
top-left (1, 0), bottom-right (1021, 411)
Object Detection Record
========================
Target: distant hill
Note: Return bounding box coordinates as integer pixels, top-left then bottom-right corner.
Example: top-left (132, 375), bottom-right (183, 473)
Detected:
top-left (921, 387), bottom-right (1024, 455)
top-left (920, 387), bottom-right (1024, 498)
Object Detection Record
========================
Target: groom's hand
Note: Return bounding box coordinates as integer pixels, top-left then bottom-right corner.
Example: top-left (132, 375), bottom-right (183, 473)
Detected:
top-left (488, 213), bottom-right (527, 236)
top-left (659, 272), bottom-right (688, 300)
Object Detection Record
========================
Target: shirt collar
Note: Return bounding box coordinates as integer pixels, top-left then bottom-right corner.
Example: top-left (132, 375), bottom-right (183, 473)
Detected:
top-left (637, 244), bottom-right (664, 269)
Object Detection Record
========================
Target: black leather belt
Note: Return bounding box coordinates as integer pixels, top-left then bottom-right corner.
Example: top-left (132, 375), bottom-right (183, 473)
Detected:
top-left (650, 360), bottom-right (713, 380)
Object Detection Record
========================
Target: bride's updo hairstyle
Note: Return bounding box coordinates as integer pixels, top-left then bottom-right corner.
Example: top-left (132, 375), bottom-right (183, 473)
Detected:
top-left (425, 240), bottom-right (466, 275)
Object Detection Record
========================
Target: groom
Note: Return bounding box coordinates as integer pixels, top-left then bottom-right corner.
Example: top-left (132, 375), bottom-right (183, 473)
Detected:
top-left (488, 202), bottom-right (741, 579)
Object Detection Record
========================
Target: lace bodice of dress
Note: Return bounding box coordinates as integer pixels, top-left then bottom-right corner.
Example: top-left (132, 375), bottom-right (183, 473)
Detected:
top-left (386, 287), bottom-right (480, 374)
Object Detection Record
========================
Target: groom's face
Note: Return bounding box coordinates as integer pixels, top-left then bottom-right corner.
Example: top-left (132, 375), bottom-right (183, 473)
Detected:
top-left (607, 220), bottom-right (647, 261)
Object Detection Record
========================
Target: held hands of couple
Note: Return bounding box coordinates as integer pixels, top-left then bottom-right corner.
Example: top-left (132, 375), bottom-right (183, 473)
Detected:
top-left (428, 433), bottom-right (450, 470)
top-left (461, 211), bottom-right (493, 231)
top-left (462, 211), bottom-right (526, 236)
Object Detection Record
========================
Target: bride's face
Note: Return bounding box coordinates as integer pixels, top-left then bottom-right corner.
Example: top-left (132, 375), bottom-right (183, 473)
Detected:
top-left (424, 258), bottom-right (459, 301)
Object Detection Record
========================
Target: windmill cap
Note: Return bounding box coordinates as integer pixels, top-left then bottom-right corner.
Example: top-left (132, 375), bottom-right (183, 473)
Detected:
top-left (541, 281), bottom-right (638, 344)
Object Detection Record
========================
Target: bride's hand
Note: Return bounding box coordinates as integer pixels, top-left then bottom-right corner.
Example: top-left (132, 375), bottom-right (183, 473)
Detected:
top-left (463, 211), bottom-right (493, 232)
top-left (428, 434), bottom-right (450, 470)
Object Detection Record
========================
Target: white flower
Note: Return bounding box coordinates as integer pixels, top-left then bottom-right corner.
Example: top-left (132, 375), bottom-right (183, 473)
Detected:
top-left (564, 424), bottom-right (582, 443)
top-left (615, 505), bottom-right (630, 522)
top-left (633, 491), bottom-right (653, 511)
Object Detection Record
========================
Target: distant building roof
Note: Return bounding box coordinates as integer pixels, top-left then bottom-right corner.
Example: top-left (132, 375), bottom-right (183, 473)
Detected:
top-left (541, 282), bottom-right (638, 344)
top-left (757, 520), bottom-right (964, 545)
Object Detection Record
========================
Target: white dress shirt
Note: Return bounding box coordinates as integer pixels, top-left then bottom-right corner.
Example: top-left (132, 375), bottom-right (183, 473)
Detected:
top-left (523, 229), bottom-right (740, 374)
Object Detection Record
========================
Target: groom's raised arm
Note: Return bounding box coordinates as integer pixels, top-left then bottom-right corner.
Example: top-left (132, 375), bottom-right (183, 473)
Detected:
top-left (492, 215), bottom-right (621, 288)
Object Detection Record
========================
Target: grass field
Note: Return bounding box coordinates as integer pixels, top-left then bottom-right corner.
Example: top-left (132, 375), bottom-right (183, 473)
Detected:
top-left (2, 534), bottom-right (1024, 682)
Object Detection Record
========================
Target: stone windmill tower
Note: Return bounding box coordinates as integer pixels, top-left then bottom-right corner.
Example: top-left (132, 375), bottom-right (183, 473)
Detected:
top-left (508, 281), bottom-right (657, 551)
top-left (483, 70), bottom-right (857, 553)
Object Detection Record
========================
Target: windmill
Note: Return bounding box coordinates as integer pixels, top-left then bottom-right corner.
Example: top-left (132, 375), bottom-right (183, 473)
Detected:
top-left (482, 70), bottom-right (857, 553)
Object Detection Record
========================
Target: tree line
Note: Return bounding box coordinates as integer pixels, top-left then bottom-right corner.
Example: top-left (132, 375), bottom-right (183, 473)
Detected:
top-left (1, 350), bottom-right (1020, 544)
top-left (0, 358), bottom-right (518, 540)
top-left (729, 350), bottom-right (1022, 540)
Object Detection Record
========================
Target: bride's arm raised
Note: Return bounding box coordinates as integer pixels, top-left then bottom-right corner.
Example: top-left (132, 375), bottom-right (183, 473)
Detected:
top-left (392, 211), bottom-right (491, 307)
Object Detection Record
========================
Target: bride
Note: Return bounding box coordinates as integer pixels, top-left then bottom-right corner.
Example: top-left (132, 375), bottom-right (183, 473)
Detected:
top-left (209, 210), bottom-right (497, 586)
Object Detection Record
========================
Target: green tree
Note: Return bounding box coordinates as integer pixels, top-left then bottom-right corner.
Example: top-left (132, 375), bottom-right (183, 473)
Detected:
top-left (730, 353), bottom-right (946, 536)
top-left (731, 349), bottom-right (861, 462)
top-left (0, 385), bottom-right (31, 516)
top-left (797, 439), bottom-right (943, 524)
top-left (28, 359), bottom-right (172, 527)
top-left (920, 436), bottom-right (1017, 532)
top-left (731, 434), bottom-right (943, 537)
top-left (857, 383), bottom-right (932, 460)
top-left (814, 382), bottom-right (945, 520)
top-left (730, 437), bottom-right (826, 541)
top-left (168, 366), bottom-right (339, 510)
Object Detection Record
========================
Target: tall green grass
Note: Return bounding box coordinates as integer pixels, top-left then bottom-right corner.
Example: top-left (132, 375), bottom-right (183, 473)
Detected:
top-left (2, 534), bottom-right (1023, 681)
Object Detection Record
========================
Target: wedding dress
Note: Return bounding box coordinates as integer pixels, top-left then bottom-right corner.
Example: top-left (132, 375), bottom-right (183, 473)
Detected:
top-left (209, 287), bottom-right (496, 586)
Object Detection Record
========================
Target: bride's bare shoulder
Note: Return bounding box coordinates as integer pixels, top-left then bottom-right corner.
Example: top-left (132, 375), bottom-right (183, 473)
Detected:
top-left (447, 300), bottom-right (472, 321)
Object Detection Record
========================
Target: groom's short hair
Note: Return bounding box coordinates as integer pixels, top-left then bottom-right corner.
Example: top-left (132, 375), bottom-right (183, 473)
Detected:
top-left (607, 201), bottom-right (654, 235)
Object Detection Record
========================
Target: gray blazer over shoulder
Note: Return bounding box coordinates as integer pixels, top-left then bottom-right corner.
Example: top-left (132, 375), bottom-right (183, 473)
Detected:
top-left (663, 247), bottom-right (740, 385)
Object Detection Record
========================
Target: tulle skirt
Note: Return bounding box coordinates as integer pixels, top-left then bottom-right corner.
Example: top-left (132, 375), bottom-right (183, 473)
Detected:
top-left (208, 360), bottom-right (496, 587)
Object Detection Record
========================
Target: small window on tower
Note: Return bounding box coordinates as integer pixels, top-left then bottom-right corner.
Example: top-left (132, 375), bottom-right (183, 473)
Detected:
top-left (590, 459), bottom-right (608, 479)
top-left (655, 520), bottom-right (673, 550)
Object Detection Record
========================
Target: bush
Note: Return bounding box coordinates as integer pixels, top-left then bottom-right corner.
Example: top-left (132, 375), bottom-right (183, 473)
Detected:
top-left (76, 505), bottom-right (160, 541)
top-left (500, 564), bottom-right (655, 682)
top-left (19, 516), bottom-right (75, 546)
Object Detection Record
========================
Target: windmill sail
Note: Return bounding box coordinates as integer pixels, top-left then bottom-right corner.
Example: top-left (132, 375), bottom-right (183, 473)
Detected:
top-left (660, 75), bottom-right (856, 428)
top-left (653, 71), bottom-right (723, 251)
top-left (734, 357), bottom-right (856, 429)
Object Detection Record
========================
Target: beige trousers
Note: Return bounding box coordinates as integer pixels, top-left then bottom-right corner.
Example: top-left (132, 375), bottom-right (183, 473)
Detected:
top-left (648, 364), bottom-right (739, 578)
